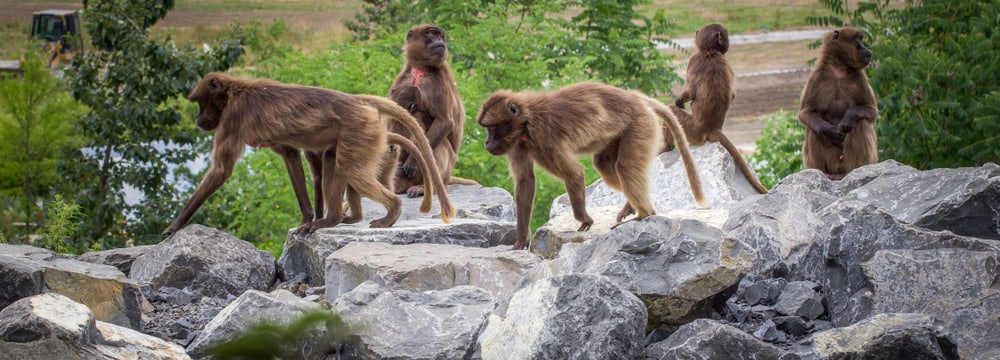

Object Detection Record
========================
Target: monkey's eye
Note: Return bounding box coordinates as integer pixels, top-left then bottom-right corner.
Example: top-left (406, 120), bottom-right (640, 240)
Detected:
top-left (508, 102), bottom-right (519, 115)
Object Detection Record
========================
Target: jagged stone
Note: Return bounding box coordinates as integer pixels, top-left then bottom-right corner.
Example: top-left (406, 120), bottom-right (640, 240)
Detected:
top-left (76, 245), bottom-right (154, 275)
top-left (741, 278), bottom-right (787, 306)
top-left (529, 216), bottom-right (754, 328)
top-left (773, 281), bottom-right (824, 320)
top-left (324, 242), bottom-right (540, 303)
top-left (335, 282), bottom-right (493, 359)
top-left (532, 206), bottom-right (729, 259)
top-left (646, 319), bottom-right (797, 360)
top-left (186, 290), bottom-right (331, 359)
top-left (281, 218), bottom-right (517, 287)
top-left (0, 244), bottom-right (144, 329)
top-left (798, 313), bottom-right (959, 360)
top-left (0, 293), bottom-right (187, 360)
top-left (479, 274), bottom-right (646, 360)
top-left (130, 224), bottom-right (277, 299)
top-left (549, 142), bottom-right (765, 219)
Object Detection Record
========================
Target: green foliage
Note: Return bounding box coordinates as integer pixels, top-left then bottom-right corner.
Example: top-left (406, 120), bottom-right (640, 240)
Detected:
top-left (207, 310), bottom-right (352, 360)
top-left (39, 194), bottom-right (82, 254)
top-left (0, 49), bottom-right (86, 241)
top-left (808, 0), bottom-right (1000, 169)
top-left (749, 111), bottom-right (804, 189)
top-left (65, 0), bottom-right (246, 247)
top-left (191, 149), bottom-right (304, 256)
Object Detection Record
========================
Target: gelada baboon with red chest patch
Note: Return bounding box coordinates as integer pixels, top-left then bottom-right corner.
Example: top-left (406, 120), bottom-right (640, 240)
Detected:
top-left (477, 82), bottom-right (708, 250)
top-left (387, 24), bottom-right (477, 198)
top-left (799, 27), bottom-right (878, 179)
top-left (164, 72), bottom-right (455, 235)
top-left (666, 23), bottom-right (768, 194)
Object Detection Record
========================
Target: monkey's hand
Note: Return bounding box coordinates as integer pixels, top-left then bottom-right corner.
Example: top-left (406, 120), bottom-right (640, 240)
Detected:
top-left (818, 123), bottom-right (846, 146)
top-left (839, 108), bottom-right (864, 134)
top-left (401, 156), bottom-right (420, 178)
top-left (674, 99), bottom-right (686, 109)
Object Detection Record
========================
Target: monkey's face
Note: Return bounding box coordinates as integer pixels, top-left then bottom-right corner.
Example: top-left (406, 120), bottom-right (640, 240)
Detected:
top-left (828, 28), bottom-right (873, 69)
top-left (477, 94), bottom-right (526, 156)
top-left (405, 25), bottom-right (448, 66)
top-left (188, 74), bottom-right (228, 131)
top-left (695, 23), bottom-right (729, 54)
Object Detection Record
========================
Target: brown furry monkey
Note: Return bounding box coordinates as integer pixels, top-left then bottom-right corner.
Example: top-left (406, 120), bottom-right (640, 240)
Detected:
top-left (388, 24), bottom-right (477, 198)
top-left (477, 82), bottom-right (708, 250)
top-left (164, 72), bottom-right (456, 235)
top-left (666, 23), bottom-right (768, 194)
top-left (799, 27), bottom-right (878, 179)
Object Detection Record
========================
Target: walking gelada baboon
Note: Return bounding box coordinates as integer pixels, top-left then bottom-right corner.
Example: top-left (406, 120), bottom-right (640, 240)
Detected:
top-left (667, 23), bottom-right (768, 194)
top-left (477, 82), bottom-right (708, 250)
top-left (164, 72), bottom-right (455, 235)
top-left (388, 24), bottom-right (477, 198)
top-left (799, 27), bottom-right (878, 179)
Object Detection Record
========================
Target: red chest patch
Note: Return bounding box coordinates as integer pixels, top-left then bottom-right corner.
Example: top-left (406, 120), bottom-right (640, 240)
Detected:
top-left (411, 68), bottom-right (426, 86)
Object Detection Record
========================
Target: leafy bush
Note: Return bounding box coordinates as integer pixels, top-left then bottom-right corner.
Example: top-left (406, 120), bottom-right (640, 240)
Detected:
top-left (39, 195), bottom-right (83, 254)
top-left (749, 111), bottom-right (804, 189)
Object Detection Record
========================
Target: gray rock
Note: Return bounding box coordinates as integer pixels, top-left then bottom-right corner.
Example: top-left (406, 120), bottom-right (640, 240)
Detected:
top-left (356, 184), bottom-right (516, 223)
top-left (773, 281), bottom-right (824, 320)
top-left (324, 242), bottom-right (540, 303)
top-left (0, 244), bottom-right (144, 329)
top-left (550, 142), bottom-right (764, 219)
top-left (334, 282), bottom-right (493, 359)
top-left (479, 274), bottom-right (646, 360)
top-left (740, 278), bottom-right (787, 306)
top-left (799, 313), bottom-right (958, 360)
top-left (531, 216), bottom-right (755, 328)
top-left (645, 319), bottom-right (797, 360)
top-left (130, 224), bottom-right (277, 299)
top-left (76, 245), bottom-right (155, 275)
top-left (186, 289), bottom-right (331, 359)
top-left (282, 218), bottom-right (517, 286)
top-left (0, 293), bottom-right (188, 360)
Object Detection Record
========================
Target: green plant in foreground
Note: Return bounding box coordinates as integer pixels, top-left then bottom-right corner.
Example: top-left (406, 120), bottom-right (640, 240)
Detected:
top-left (208, 310), bottom-right (353, 360)
top-left (749, 110), bottom-right (804, 189)
top-left (39, 194), bottom-right (82, 254)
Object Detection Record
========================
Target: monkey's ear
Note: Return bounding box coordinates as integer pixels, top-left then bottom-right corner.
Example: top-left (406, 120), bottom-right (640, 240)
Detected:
top-left (717, 31), bottom-right (724, 45)
top-left (508, 102), bottom-right (520, 116)
top-left (831, 30), bottom-right (840, 41)
top-left (209, 77), bottom-right (222, 91)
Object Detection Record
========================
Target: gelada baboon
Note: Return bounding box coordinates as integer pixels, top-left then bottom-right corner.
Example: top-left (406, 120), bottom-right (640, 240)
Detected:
top-left (799, 27), bottom-right (878, 179)
top-left (667, 23), bottom-right (768, 194)
top-left (477, 82), bottom-right (708, 250)
top-left (164, 72), bottom-right (455, 235)
top-left (387, 24), bottom-right (477, 198)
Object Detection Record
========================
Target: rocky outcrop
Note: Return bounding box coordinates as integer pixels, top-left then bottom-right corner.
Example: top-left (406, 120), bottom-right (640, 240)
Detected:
top-left (0, 293), bottom-right (187, 360)
top-left (646, 319), bottom-right (797, 360)
top-left (478, 274), bottom-right (647, 360)
top-left (76, 245), bottom-right (155, 275)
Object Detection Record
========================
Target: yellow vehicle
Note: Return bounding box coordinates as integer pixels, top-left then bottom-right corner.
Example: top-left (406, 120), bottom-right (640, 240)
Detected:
top-left (30, 9), bottom-right (84, 68)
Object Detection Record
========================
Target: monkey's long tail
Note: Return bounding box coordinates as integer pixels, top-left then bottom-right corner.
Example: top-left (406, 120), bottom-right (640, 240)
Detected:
top-left (652, 101), bottom-right (709, 208)
top-left (447, 176), bottom-right (479, 186)
top-left (709, 130), bottom-right (769, 194)
top-left (358, 95), bottom-right (457, 223)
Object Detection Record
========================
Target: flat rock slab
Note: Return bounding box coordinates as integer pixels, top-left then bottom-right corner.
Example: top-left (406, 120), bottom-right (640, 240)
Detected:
top-left (324, 242), bottom-right (540, 303)
top-left (355, 184), bottom-right (516, 223)
top-left (281, 218), bottom-right (517, 286)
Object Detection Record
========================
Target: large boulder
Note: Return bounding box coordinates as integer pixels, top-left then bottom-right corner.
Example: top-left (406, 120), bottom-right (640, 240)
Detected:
top-left (186, 290), bottom-right (331, 359)
top-left (130, 224), bottom-right (277, 299)
top-left (530, 216), bottom-right (755, 328)
top-left (334, 281), bottom-right (493, 359)
top-left (0, 244), bottom-right (144, 329)
top-left (324, 242), bottom-right (540, 303)
top-left (797, 313), bottom-right (959, 360)
top-left (478, 274), bottom-right (646, 360)
top-left (646, 319), bottom-right (798, 360)
top-left (281, 218), bottom-right (516, 286)
top-left (549, 142), bottom-right (764, 218)
top-left (76, 245), bottom-right (155, 275)
top-left (0, 293), bottom-right (188, 360)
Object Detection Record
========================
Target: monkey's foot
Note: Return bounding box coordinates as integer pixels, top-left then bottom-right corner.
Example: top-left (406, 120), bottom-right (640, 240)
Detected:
top-left (511, 239), bottom-right (529, 251)
top-left (406, 185), bottom-right (426, 198)
top-left (295, 217), bottom-right (342, 234)
top-left (576, 220), bottom-right (593, 232)
top-left (369, 216), bottom-right (398, 228)
top-left (343, 214), bottom-right (363, 224)
top-left (616, 204), bottom-right (636, 223)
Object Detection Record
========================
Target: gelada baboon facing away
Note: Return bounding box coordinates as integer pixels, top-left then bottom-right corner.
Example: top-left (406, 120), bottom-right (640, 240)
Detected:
top-left (667, 23), bottom-right (768, 194)
top-left (477, 82), bottom-right (709, 250)
top-left (164, 72), bottom-right (455, 235)
top-left (387, 24), bottom-right (477, 197)
top-left (799, 27), bottom-right (878, 179)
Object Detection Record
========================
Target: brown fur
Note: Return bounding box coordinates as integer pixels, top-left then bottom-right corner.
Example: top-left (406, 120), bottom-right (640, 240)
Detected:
top-left (164, 72), bottom-right (456, 234)
top-left (665, 24), bottom-right (768, 194)
top-left (799, 27), bottom-right (878, 179)
top-left (477, 82), bottom-right (708, 250)
top-left (387, 24), bottom-right (477, 198)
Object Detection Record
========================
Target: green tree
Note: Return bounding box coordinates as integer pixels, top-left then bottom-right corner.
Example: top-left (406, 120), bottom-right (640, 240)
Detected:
top-left (749, 111), bottom-right (804, 188)
top-left (0, 50), bottom-right (86, 240)
top-left (66, 0), bottom-right (244, 247)
top-left (808, 0), bottom-right (1000, 169)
